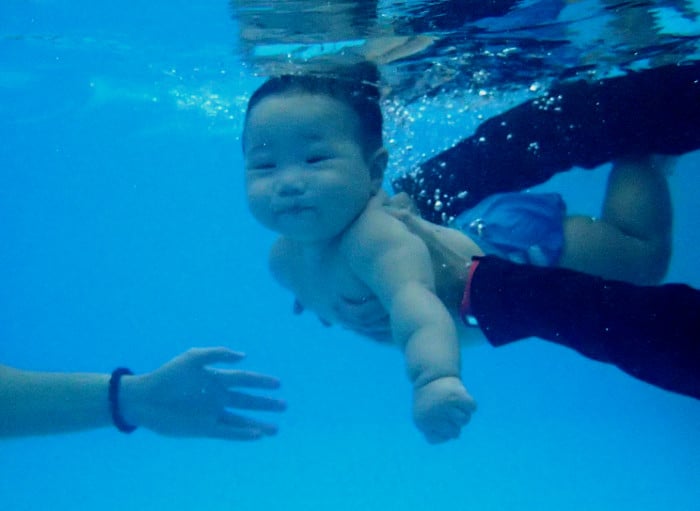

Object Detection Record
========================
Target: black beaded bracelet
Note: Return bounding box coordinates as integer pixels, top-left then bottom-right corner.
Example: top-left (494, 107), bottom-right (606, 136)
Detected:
top-left (108, 367), bottom-right (138, 434)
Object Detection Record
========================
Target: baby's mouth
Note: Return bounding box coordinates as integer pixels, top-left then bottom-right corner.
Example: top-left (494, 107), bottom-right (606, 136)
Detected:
top-left (275, 203), bottom-right (315, 216)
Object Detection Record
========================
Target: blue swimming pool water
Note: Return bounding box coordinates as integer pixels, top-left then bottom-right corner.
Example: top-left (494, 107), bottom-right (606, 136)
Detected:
top-left (2, 2), bottom-right (699, 510)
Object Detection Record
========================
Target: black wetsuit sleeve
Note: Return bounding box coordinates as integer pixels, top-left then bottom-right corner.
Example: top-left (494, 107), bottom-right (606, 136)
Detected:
top-left (470, 256), bottom-right (700, 400)
top-left (393, 63), bottom-right (700, 223)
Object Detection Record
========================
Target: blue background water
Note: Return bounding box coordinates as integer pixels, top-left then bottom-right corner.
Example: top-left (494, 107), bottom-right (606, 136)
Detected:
top-left (1, 2), bottom-right (699, 510)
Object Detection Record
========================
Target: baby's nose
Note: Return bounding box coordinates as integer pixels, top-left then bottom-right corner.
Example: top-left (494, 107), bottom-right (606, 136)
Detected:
top-left (276, 170), bottom-right (306, 196)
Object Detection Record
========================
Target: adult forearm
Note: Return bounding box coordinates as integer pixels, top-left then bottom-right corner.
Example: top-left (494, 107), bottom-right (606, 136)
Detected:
top-left (469, 256), bottom-right (700, 400)
top-left (1, 348), bottom-right (285, 440)
top-left (0, 366), bottom-right (114, 437)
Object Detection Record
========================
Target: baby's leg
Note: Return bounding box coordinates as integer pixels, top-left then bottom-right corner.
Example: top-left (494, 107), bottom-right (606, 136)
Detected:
top-left (560, 155), bottom-right (673, 285)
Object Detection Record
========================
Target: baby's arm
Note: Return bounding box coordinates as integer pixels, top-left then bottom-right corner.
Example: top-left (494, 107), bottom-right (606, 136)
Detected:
top-left (343, 208), bottom-right (476, 443)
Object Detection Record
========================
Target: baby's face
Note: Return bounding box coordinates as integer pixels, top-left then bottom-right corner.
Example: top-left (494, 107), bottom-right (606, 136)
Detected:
top-left (244, 92), bottom-right (378, 242)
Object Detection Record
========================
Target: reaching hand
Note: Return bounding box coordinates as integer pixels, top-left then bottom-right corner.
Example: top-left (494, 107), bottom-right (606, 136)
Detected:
top-left (121, 347), bottom-right (286, 441)
top-left (413, 376), bottom-right (476, 444)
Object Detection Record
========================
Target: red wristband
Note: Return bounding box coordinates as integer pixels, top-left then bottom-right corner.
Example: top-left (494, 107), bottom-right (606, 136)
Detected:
top-left (459, 259), bottom-right (481, 327)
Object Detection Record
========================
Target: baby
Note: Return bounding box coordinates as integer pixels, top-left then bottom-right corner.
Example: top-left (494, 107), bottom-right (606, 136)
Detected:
top-left (242, 65), bottom-right (672, 443)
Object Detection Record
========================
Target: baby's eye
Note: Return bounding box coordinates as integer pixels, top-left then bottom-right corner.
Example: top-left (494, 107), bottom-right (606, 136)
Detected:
top-left (248, 162), bottom-right (276, 172)
top-left (306, 155), bottom-right (331, 164)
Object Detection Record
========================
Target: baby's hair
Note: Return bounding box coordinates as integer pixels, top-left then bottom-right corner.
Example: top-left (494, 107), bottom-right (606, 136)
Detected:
top-left (244, 62), bottom-right (383, 158)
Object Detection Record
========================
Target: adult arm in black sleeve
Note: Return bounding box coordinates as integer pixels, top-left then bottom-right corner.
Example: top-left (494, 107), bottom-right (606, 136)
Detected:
top-left (470, 255), bottom-right (700, 400)
top-left (354, 203), bottom-right (699, 399)
top-left (393, 62), bottom-right (700, 223)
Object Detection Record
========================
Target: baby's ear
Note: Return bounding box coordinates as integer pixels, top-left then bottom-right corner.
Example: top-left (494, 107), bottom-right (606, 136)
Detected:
top-left (368, 147), bottom-right (388, 192)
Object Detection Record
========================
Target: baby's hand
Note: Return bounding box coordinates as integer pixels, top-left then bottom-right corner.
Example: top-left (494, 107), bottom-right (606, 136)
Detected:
top-left (413, 376), bottom-right (476, 444)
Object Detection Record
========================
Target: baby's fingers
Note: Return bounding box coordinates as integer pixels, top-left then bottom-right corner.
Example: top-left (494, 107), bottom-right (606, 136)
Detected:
top-left (423, 422), bottom-right (462, 444)
top-left (447, 405), bottom-right (474, 428)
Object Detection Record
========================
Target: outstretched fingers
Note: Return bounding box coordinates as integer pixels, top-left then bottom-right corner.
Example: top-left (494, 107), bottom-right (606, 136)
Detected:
top-left (212, 368), bottom-right (281, 389)
top-left (184, 347), bottom-right (246, 367)
top-left (213, 411), bottom-right (279, 440)
top-left (224, 390), bottom-right (287, 412)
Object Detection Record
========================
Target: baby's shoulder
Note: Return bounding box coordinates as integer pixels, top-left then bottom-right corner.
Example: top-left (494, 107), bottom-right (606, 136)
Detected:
top-left (340, 203), bottom-right (416, 263)
top-left (269, 237), bottom-right (304, 288)
top-left (346, 200), bottom-right (409, 244)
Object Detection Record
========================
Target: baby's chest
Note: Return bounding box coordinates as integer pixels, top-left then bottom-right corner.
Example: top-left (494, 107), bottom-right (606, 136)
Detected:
top-left (291, 255), bottom-right (373, 323)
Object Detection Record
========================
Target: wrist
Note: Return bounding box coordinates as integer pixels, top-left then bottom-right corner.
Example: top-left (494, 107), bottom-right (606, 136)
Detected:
top-left (109, 370), bottom-right (146, 433)
top-left (459, 258), bottom-right (481, 327)
top-left (413, 373), bottom-right (460, 390)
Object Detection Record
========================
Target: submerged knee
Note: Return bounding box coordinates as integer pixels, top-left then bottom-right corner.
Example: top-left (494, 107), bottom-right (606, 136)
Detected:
top-left (635, 240), bottom-right (672, 285)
